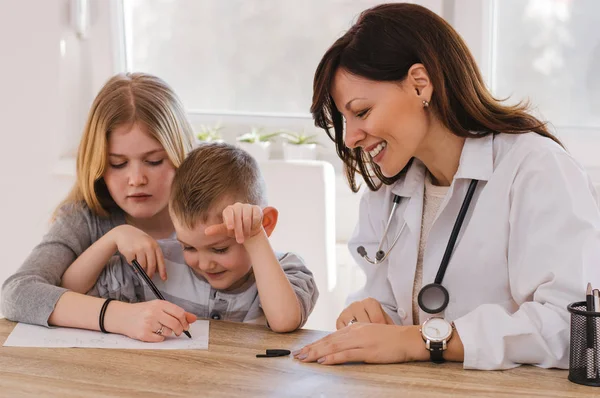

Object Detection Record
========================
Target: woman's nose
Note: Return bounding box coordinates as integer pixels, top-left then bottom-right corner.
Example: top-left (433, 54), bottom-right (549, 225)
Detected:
top-left (344, 121), bottom-right (366, 149)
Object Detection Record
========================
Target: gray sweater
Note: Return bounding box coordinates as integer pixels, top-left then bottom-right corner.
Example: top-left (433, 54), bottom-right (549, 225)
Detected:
top-left (1, 203), bottom-right (319, 327)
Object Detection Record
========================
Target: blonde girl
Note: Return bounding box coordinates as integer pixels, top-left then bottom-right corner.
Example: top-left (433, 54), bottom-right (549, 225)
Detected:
top-left (2, 73), bottom-right (197, 342)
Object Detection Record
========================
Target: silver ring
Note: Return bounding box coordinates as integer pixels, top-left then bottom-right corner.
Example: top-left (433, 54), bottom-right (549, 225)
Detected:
top-left (155, 326), bottom-right (164, 335)
top-left (348, 318), bottom-right (357, 326)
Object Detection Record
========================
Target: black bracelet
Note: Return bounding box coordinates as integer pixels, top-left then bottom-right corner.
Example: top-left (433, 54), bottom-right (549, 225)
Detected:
top-left (99, 298), bottom-right (114, 333)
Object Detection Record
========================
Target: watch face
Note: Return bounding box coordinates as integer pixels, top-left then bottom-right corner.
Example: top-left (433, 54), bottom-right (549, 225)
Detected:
top-left (422, 318), bottom-right (452, 342)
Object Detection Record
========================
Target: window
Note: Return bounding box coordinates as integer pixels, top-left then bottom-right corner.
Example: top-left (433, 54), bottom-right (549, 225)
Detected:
top-left (123, 0), bottom-right (443, 116)
top-left (492, 0), bottom-right (600, 129)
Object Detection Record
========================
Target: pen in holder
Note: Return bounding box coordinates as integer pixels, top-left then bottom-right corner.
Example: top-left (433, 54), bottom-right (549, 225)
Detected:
top-left (567, 302), bottom-right (600, 387)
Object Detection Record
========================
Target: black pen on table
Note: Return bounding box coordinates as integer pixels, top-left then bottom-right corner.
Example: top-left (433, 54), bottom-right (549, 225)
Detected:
top-left (132, 259), bottom-right (192, 339)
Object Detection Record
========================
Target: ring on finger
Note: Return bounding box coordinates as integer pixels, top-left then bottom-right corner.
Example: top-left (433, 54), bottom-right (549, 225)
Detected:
top-left (155, 326), bottom-right (164, 335)
top-left (348, 317), bottom-right (358, 326)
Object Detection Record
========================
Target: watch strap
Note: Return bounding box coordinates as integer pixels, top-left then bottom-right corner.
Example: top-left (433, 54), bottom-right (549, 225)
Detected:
top-left (429, 341), bottom-right (445, 364)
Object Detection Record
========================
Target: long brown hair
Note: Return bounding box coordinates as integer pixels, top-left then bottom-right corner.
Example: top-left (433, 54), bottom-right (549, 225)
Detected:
top-left (54, 73), bottom-right (195, 219)
top-left (311, 3), bottom-right (561, 192)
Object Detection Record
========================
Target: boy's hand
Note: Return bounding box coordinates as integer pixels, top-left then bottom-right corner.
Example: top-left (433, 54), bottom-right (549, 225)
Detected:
top-left (109, 225), bottom-right (167, 280)
top-left (204, 202), bottom-right (264, 244)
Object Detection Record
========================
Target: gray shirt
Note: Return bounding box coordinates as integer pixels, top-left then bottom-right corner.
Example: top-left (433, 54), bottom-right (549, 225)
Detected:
top-left (1, 203), bottom-right (319, 327)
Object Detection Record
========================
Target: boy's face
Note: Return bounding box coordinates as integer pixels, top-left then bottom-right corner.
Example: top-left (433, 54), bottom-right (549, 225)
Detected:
top-left (172, 208), bottom-right (253, 291)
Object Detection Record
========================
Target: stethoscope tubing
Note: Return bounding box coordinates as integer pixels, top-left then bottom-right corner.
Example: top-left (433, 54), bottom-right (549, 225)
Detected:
top-left (357, 179), bottom-right (479, 314)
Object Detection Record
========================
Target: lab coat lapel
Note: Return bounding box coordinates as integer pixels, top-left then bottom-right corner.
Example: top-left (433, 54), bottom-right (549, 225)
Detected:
top-left (387, 160), bottom-right (426, 325)
top-left (419, 134), bottom-right (494, 321)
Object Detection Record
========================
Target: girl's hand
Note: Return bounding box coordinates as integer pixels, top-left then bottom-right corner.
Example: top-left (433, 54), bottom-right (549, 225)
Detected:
top-left (204, 202), bottom-right (264, 244)
top-left (293, 323), bottom-right (427, 365)
top-left (108, 300), bottom-right (197, 342)
top-left (110, 225), bottom-right (167, 280)
top-left (336, 298), bottom-right (395, 329)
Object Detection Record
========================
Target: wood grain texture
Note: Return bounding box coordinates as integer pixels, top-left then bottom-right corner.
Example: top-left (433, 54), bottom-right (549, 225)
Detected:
top-left (0, 319), bottom-right (596, 397)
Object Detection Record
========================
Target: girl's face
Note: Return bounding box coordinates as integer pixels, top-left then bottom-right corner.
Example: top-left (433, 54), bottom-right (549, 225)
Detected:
top-left (331, 68), bottom-right (430, 178)
top-left (103, 122), bottom-right (176, 221)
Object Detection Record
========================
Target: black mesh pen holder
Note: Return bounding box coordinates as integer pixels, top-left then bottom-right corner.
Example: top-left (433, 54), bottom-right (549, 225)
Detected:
top-left (568, 302), bottom-right (600, 387)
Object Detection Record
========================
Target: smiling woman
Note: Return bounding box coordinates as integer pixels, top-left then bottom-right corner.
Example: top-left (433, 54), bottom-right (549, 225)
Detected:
top-left (297, 2), bottom-right (600, 370)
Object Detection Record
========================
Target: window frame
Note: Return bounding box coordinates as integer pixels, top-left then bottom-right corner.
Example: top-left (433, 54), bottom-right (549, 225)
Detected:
top-left (96, 0), bottom-right (600, 173)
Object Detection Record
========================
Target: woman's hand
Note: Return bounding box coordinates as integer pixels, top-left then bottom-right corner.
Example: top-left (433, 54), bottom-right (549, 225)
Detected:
top-left (293, 323), bottom-right (428, 365)
top-left (336, 298), bottom-right (395, 329)
top-left (110, 225), bottom-right (167, 280)
top-left (106, 300), bottom-right (197, 342)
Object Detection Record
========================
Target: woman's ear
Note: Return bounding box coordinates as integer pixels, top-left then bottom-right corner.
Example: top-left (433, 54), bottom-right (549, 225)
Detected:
top-left (407, 63), bottom-right (432, 101)
top-left (262, 206), bottom-right (279, 237)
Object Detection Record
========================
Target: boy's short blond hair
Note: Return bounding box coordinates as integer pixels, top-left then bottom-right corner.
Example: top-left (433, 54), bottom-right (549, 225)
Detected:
top-left (170, 142), bottom-right (267, 228)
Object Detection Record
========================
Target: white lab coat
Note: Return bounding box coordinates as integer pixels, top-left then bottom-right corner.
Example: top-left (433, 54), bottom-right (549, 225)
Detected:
top-left (347, 132), bottom-right (600, 370)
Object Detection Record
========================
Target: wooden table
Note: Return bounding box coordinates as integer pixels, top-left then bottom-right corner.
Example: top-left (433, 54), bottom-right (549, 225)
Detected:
top-left (0, 319), bottom-right (597, 397)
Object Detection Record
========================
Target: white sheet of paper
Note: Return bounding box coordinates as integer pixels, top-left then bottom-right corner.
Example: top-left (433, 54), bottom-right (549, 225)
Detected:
top-left (3, 320), bottom-right (209, 349)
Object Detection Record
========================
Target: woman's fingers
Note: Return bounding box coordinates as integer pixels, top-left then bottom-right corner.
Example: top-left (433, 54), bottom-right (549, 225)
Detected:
top-left (316, 348), bottom-right (366, 365)
top-left (335, 316), bottom-right (347, 330)
top-left (336, 308), bottom-right (354, 330)
top-left (294, 331), bottom-right (358, 363)
top-left (352, 306), bottom-right (371, 323)
top-left (363, 299), bottom-right (388, 324)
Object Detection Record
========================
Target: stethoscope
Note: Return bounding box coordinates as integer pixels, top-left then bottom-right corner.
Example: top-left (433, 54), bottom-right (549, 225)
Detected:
top-left (357, 179), bottom-right (479, 314)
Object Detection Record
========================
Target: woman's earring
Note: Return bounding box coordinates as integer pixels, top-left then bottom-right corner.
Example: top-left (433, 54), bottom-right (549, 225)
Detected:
top-left (422, 99), bottom-right (430, 108)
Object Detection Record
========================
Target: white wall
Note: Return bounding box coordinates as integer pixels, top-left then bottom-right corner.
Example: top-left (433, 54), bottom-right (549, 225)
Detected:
top-left (0, 0), bottom-right (104, 288)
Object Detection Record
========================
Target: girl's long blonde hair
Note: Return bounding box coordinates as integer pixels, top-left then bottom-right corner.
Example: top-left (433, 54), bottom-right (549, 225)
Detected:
top-left (55, 72), bottom-right (195, 219)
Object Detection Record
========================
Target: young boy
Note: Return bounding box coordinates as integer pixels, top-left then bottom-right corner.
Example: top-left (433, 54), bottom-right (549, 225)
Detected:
top-left (63, 142), bottom-right (318, 334)
top-left (166, 142), bottom-right (319, 332)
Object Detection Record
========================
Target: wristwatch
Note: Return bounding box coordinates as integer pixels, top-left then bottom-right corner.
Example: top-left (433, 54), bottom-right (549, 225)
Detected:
top-left (420, 317), bottom-right (454, 363)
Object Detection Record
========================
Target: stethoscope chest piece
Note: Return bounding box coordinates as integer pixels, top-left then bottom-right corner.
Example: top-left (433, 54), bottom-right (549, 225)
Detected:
top-left (417, 282), bottom-right (449, 314)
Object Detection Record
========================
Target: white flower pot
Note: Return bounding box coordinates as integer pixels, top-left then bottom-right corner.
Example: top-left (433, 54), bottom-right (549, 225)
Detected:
top-left (283, 143), bottom-right (317, 161)
top-left (237, 141), bottom-right (271, 162)
top-left (194, 138), bottom-right (224, 147)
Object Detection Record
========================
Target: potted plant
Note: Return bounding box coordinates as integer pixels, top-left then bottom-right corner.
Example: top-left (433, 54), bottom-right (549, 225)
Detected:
top-left (195, 124), bottom-right (224, 146)
top-left (236, 127), bottom-right (280, 162)
top-left (280, 131), bottom-right (320, 160)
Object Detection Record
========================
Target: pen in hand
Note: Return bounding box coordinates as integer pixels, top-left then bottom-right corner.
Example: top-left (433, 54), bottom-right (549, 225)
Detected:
top-left (132, 259), bottom-right (192, 339)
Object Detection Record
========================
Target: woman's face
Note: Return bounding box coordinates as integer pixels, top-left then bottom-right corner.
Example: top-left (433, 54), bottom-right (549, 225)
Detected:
top-left (103, 122), bottom-right (176, 221)
top-left (331, 68), bottom-right (430, 178)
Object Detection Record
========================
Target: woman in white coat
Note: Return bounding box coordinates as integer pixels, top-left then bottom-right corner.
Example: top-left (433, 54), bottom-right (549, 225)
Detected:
top-left (293, 3), bottom-right (600, 370)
